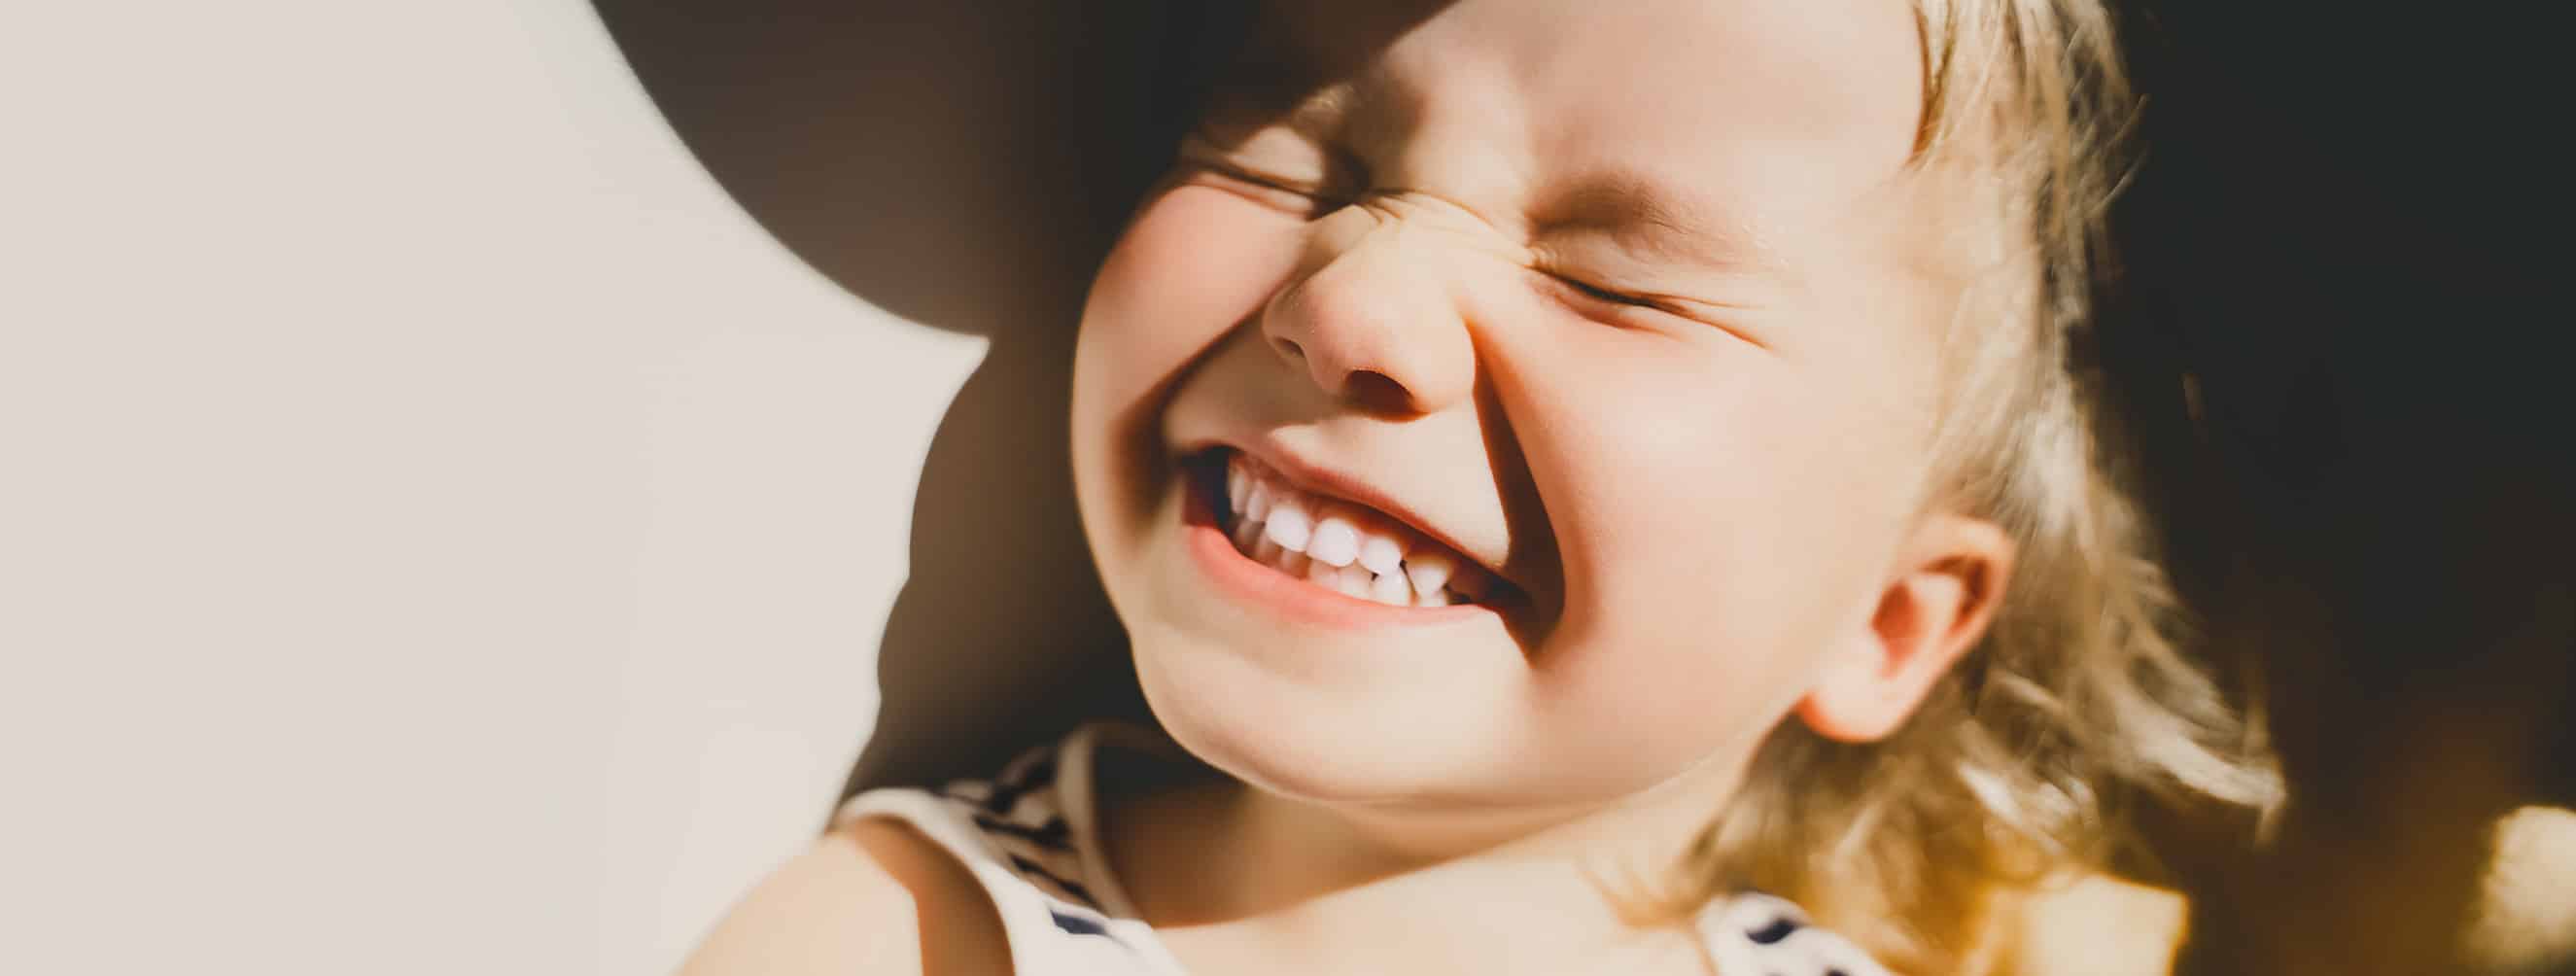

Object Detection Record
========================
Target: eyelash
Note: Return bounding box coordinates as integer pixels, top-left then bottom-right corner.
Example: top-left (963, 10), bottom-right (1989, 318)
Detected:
top-left (1199, 163), bottom-right (1347, 214)
top-left (1244, 169), bottom-right (1335, 199)
top-left (1177, 131), bottom-right (1370, 212)
top-left (1550, 272), bottom-right (1656, 310)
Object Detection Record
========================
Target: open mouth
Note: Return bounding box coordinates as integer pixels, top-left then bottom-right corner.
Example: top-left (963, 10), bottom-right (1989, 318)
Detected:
top-left (1184, 448), bottom-right (1514, 610)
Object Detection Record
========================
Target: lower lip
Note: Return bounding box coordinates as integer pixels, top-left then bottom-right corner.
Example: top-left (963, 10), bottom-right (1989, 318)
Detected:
top-left (1180, 478), bottom-right (1495, 630)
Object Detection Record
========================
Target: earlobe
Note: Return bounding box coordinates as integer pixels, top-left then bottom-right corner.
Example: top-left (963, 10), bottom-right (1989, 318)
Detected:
top-left (1797, 515), bottom-right (2014, 743)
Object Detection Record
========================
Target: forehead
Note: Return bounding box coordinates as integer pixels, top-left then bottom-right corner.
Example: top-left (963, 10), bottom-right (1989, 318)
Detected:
top-left (1225, 0), bottom-right (1928, 236)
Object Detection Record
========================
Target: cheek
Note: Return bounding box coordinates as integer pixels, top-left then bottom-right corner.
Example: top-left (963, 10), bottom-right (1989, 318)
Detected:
top-left (1545, 340), bottom-right (1907, 623)
top-left (1076, 189), bottom-right (1298, 431)
top-left (1071, 188), bottom-right (1303, 562)
top-left (1505, 327), bottom-right (1926, 754)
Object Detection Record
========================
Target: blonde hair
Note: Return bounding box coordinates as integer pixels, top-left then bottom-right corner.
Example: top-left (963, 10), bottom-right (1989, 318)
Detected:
top-left (1666, 2), bottom-right (2280, 970)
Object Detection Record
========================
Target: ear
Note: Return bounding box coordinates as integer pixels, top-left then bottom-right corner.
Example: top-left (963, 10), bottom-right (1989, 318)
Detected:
top-left (1797, 513), bottom-right (2015, 743)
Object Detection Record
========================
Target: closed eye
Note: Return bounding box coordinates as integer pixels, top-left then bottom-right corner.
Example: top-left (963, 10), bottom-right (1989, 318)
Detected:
top-left (1546, 271), bottom-right (1774, 351)
top-left (1191, 162), bottom-right (1350, 219)
top-left (1204, 161), bottom-right (1309, 195)
top-left (1176, 132), bottom-right (1357, 219)
top-left (1549, 272), bottom-right (1658, 309)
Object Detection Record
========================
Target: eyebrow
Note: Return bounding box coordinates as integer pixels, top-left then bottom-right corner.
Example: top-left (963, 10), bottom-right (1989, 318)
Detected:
top-left (1531, 171), bottom-right (1788, 275)
top-left (1199, 71), bottom-right (1365, 145)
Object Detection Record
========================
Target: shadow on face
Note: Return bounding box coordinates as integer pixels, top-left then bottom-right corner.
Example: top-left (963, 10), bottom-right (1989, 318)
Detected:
top-left (585, 0), bottom-right (1453, 800)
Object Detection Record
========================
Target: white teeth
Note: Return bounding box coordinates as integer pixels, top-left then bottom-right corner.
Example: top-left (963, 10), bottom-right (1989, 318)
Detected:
top-left (1357, 534), bottom-right (1404, 575)
top-left (1306, 511), bottom-right (1361, 567)
top-left (1404, 550), bottom-right (1454, 601)
top-left (1304, 557), bottom-right (1338, 585)
top-left (1264, 497), bottom-right (1313, 552)
top-left (1369, 569), bottom-right (1411, 606)
top-left (1331, 563), bottom-right (1374, 599)
top-left (1218, 453), bottom-right (1493, 609)
top-left (1243, 481), bottom-right (1274, 524)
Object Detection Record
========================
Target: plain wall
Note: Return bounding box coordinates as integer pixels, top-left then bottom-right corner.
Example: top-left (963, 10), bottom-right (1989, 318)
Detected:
top-left (1, 3), bottom-right (983, 973)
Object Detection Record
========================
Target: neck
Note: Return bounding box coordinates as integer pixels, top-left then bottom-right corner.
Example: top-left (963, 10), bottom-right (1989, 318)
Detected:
top-left (1108, 750), bottom-right (1750, 976)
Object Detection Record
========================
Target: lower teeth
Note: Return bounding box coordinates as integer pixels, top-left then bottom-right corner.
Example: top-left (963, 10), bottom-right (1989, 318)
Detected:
top-left (1227, 512), bottom-right (1464, 608)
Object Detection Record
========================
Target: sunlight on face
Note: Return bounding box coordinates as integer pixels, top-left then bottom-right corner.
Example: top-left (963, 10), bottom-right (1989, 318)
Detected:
top-left (1071, 0), bottom-right (1951, 814)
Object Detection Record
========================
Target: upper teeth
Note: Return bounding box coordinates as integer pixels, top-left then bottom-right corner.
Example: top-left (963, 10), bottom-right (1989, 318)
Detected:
top-left (1223, 453), bottom-right (1488, 608)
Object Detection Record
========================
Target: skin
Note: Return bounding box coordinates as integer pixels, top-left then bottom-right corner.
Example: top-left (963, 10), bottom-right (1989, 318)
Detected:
top-left (1068, 0), bottom-right (2015, 972)
top-left (679, 3), bottom-right (2021, 974)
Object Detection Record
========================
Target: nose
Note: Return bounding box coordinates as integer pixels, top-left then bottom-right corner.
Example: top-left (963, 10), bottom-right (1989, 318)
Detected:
top-left (1260, 208), bottom-right (1476, 416)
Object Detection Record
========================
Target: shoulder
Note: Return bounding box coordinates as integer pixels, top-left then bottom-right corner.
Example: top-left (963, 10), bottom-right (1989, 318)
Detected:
top-left (674, 819), bottom-right (1009, 976)
top-left (1998, 872), bottom-right (2187, 976)
top-left (1697, 891), bottom-right (1896, 976)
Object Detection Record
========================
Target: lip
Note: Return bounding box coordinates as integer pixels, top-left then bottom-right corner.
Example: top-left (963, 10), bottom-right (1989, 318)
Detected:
top-left (1177, 437), bottom-right (1514, 592)
top-left (1180, 471), bottom-right (1498, 629)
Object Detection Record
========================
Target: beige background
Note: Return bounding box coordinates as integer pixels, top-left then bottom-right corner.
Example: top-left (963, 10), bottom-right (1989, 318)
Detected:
top-left (1, 3), bottom-right (991, 972)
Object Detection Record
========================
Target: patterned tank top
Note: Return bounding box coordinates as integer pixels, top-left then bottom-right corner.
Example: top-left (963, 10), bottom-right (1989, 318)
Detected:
top-left (834, 723), bottom-right (1893, 975)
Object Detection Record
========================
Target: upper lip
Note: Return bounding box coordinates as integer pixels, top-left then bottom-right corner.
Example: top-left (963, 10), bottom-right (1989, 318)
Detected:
top-left (1201, 438), bottom-right (1515, 591)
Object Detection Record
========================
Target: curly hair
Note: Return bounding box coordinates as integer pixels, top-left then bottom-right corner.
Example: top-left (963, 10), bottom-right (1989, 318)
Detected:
top-left (1661, 2), bottom-right (2281, 970)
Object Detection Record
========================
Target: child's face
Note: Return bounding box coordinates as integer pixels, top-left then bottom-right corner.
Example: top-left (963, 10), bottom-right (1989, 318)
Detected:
top-left (1073, 0), bottom-right (1966, 815)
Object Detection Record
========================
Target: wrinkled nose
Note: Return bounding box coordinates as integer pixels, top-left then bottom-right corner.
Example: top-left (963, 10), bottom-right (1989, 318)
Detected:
top-left (1259, 210), bottom-right (1476, 416)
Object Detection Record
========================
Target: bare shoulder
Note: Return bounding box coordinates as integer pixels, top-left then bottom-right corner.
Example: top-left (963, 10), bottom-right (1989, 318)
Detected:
top-left (1999, 871), bottom-right (2187, 976)
top-left (675, 818), bottom-right (1011, 976)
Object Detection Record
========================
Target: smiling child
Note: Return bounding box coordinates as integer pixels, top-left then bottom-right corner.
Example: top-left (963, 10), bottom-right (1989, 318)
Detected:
top-left (682, 3), bottom-right (2276, 973)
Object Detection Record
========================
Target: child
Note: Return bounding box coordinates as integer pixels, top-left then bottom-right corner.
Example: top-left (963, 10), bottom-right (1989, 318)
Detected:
top-left (681, 1), bottom-right (2278, 972)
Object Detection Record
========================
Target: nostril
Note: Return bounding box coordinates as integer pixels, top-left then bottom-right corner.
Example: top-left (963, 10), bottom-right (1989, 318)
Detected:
top-left (1344, 370), bottom-right (1410, 413)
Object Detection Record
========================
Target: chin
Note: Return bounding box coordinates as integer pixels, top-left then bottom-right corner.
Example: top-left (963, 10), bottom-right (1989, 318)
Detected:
top-left (1117, 539), bottom-right (1535, 808)
top-left (1074, 445), bottom-right (1528, 802)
